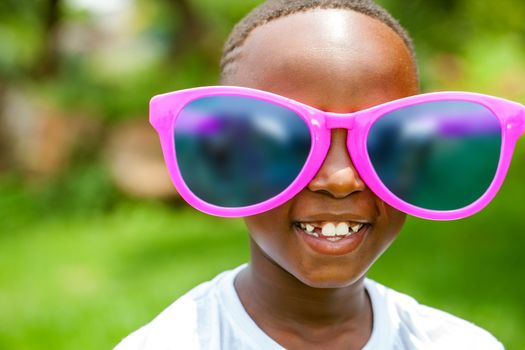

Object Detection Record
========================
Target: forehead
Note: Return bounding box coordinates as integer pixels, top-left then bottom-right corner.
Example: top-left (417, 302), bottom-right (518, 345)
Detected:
top-left (225, 9), bottom-right (418, 111)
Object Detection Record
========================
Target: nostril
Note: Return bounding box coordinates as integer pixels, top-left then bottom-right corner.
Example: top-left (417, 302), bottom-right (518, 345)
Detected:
top-left (307, 166), bottom-right (365, 198)
top-left (308, 128), bottom-right (365, 198)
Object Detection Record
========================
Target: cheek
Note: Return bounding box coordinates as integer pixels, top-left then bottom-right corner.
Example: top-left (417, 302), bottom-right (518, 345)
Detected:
top-left (244, 212), bottom-right (321, 286)
top-left (244, 207), bottom-right (294, 263)
top-left (372, 202), bottom-right (406, 253)
top-left (243, 205), bottom-right (317, 283)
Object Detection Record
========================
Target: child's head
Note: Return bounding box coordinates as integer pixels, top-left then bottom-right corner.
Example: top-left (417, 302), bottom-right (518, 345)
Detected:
top-left (220, 0), bottom-right (418, 85)
top-left (220, 0), bottom-right (419, 288)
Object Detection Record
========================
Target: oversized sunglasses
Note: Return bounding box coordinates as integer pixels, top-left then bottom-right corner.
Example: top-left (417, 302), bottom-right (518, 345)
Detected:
top-left (150, 86), bottom-right (525, 220)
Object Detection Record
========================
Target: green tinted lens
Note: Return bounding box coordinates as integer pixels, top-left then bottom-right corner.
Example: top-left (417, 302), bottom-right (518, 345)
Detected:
top-left (367, 101), bottom-right (502, 211)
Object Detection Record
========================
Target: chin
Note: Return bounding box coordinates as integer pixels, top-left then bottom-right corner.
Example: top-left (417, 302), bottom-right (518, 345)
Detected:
top-left (292, 264), bottom-right (366, 289)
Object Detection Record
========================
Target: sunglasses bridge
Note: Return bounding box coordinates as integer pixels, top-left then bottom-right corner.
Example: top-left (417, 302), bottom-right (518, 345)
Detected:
top-left (324, 111), bottom-right (359, 129)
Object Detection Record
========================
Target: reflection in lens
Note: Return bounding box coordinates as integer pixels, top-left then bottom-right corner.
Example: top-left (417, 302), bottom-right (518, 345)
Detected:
top-left (367, 101), bottom-right (501, 211)
top-left (175, 95), bottom-right (311, 208)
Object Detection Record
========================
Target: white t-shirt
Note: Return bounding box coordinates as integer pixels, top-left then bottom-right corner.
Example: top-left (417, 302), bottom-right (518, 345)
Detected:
top-left (114, 265), bottom-right (504, 350)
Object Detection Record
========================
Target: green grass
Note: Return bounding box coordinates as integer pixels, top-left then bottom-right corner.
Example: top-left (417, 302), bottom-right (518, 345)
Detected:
top-left (0, 140), bottom-right (524, 349)
top-left (0, 201), bottom-right (249, 349)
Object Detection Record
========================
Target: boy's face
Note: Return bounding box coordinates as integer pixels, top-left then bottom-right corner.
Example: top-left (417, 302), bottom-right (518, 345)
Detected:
top-left (223, 9), bottom-right (419, 288)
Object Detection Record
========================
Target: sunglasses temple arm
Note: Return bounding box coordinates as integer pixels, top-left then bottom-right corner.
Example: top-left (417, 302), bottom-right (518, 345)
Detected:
top-left (518, 105), bottom-right (525, 138)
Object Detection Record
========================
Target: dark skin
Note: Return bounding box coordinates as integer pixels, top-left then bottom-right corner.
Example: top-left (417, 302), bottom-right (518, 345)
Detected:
top-left (222, 9), bottom-right (419, 350)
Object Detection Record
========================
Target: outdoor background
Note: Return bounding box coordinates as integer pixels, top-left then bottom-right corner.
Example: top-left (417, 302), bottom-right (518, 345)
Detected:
top-left (1, 0), bottom-right (524, 349)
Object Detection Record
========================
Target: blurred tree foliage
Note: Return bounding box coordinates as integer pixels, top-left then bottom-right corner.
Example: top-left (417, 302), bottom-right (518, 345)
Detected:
top-left (0, 0), bottom-right (259, 114)
top-left (380, 0), bottom-right (525, 93)
top-left (382, 0), bottom-right (525, 52)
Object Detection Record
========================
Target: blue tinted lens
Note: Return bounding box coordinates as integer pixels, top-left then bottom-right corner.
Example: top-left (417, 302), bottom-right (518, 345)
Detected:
top-left (367, 101), bottom-right (502, 211)
top-left (174, 95), bottom-right (311, 208)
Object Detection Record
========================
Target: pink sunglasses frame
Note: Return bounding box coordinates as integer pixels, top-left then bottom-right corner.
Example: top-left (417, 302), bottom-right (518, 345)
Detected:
top-left (150, 86), bottom-right (525, 220)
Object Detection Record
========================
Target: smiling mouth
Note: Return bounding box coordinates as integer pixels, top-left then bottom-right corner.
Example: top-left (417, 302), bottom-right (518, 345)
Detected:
top-left (294, 221), bottom-right (368, 242)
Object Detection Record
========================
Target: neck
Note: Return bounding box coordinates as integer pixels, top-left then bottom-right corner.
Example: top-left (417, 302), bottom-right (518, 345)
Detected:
top-left (235, 238), bottom-right (372, 334)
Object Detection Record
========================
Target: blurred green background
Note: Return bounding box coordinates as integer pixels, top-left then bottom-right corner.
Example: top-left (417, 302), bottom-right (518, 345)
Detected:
top-left (1, 0), bottom-right (524, 349)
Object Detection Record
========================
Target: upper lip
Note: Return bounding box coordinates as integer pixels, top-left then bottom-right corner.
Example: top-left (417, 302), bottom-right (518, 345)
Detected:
top-left (293, 213), bottom-right (373, 224)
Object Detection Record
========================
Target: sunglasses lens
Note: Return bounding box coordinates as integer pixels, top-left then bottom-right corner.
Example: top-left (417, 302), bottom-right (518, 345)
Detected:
top-left (367, 100), bottom-right (502, 211)
top-left (174, 95), bottom-right (311, 208)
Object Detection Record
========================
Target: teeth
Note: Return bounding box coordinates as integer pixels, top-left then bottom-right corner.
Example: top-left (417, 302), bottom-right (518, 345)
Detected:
top-left (335, 222), bottom-right (349, 236)
top-left (321, 223), bottom-right (336, 237)
top-left (299, 223), bottom-right (318, 237)
top-left (350, 224), bottom-right (363, 233)
top-left (298, 221), bottom-right (366, 240)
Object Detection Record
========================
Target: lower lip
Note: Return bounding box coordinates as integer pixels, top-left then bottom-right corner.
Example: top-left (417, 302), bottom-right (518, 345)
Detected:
top-left (294, 224), bottom-right (370, 256)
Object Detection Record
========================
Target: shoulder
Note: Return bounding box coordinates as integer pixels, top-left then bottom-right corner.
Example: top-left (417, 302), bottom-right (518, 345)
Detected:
top-left (114, 294), bottom-right (203, 350)
top-left (114, 266), bottom-right (243, 350)
top-left (365, 279), bottom-right (504, 350)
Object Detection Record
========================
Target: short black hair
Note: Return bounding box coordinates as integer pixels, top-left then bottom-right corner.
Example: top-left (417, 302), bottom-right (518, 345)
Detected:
top-left (220, 0), bottom-right (417, 82)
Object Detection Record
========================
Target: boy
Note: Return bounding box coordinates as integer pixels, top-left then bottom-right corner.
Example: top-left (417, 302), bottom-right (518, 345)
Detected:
top-left (116, 1), bottom-right (506, 348)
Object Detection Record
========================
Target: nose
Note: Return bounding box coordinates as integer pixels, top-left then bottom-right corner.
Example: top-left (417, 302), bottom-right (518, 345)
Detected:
top-left (307, 129), bottom-right (366, 198)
